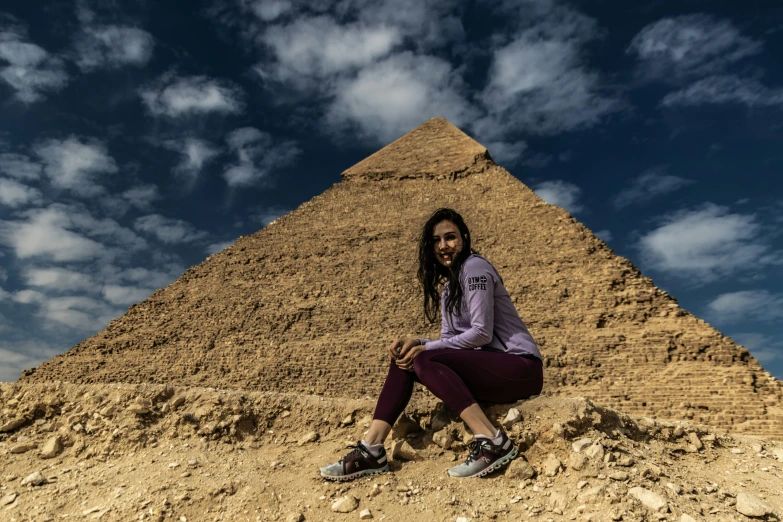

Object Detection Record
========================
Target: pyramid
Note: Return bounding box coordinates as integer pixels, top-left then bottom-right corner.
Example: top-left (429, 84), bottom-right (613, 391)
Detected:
top-left (23, 118), bottom-right (783, 438)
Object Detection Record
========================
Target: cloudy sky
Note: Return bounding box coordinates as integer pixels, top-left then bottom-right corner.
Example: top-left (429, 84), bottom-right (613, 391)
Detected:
top-left (1, 0), bottom-right (782, 382)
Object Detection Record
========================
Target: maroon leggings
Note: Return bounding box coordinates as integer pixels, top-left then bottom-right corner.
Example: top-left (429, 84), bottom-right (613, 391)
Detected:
top-left (373, 348), bottom-right (544, 425)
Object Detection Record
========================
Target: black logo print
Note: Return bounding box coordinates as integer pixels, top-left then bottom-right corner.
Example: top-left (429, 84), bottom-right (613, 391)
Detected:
top-left (468, 275), bottom-right (488, 291)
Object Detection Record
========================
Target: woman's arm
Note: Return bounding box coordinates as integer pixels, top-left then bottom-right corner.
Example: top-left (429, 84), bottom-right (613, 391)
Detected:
top-left (424, 262), bottom-right (495, 350)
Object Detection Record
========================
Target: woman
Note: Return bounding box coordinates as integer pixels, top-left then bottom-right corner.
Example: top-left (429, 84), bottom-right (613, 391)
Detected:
top-left (319, 208), bottom-right (543, 480)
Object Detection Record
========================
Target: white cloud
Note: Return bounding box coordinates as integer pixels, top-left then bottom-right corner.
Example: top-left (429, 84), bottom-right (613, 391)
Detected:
top-left (0, 23), bottom-right (69, 103)
top-left (475, 1), bottom-right (619, 138)
top-left (35, 295), bottom-right (119, 331)
top-left (637, 203), bottom-right (782, 282)
top-left (251, 206), bottom-right (291, 226)
top-left (110, 265), bottom-right (183, 289)
top-left (532, 180), bottom-right (584, 214)
top-left (0, 340), bottom-right (63, 382)
top-left (0, 153), bottom-right (42, 180)
top-left (34, 137), bottom-right (118, 196)
top-left (612, 166), bottom-right (695, 209)
top-left (326, 52), bottom-right (479, 144)
top-left (249, 0), bottom-right (293, 21)
top-left (12, 289), bottom-right (45, 304)
top-left (595, 229), bottom-right (613, 242)
top-left (259, 16), bottom-right (401, 87)
top-left (140, 74), bottom-right (244, 117)
top-left (134, 214), bottom-right (208, 244)
top-left (223, 127), bottom-right (300, 187)
top-left (661, 75), bottom-right (783, 108)
top-left (0, 177), bottom-right (43, 208)
top-left (166, 138), bottom-right (220, 179)
top-left (483, 140), bottom-right (528, 166)
top-left (122, 184), bottom-right (161, 211)
top-left (706, 290), bottom-right (783, 323)
top-left (205, 240), bottom-right (235, 255)
top-left (74, 25), bottom-right (154, 71)
top-left (0, 266), bottom-right (7, 282)
top-left (627, 14), bottom-right (761, 83)
top-left (23, 267), bottom-right (95, 293)
top-left (0, 204), bottom-right (147, 262)
top-left (101, 284), bottom-right (154, 306)
top-left (729, 333), bottom-right (783, 365)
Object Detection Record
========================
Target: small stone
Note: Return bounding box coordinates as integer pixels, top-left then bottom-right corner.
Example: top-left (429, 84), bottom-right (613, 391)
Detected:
top-left (391, 440), bottom-right (422, 461)
top-left (168, 462), bottom-right (180, 469)
top-left (505, 457), bottom-right (536, 479)
top-left (665, 482), bottom-right (682, 495)
top-left (9, 442), bottom-right (36, 454)
top-left (1, 492), bottom-right (18, 506)
top-left (502, 408), bottom-right (522, 428)
top-left (577, 485), bottom-right (605, 503)
top-left (577, 481), bottom-right (588, 489)
top-left (369, 484), bottom-right (381, 497)
top-left (543, 454), bottom-right (562, 477)
top-left (750, 443), bottom-right (763, 453)
top-left (572, 438), bottom-right (592, 453)
top-left (127, 404), bottom-right (150, 415)
top-left (568, 452), bottom-right (588, 471)
top-left (171, 396), bottom-right (186, 409)
top-left (331, 495), bottom-right (359, 513)
top-left (680, 514), bottom-right (697, 522)
top-left (770, 447), bottom-right (783, 462)
top-left (341, 413), bottom-right (354, 426)
top-left (391, 414), bottom-right (420, 439)
top-left (687, 432), bottom-right (703, 451)
top-left (99, 404), bottom-right (117, 417)
top-left (297, 431), bottom-right (319, 446)
top-left (455, 517), bottom-right (472, 522)
top-left (628, 486), bottom-right (667, 512)
top-left (0, 417), bottom-right (27, 432)
top-left (609, 471), bottom-right (629, 481)
top-left (40, 436), bottom-right (63, 459)
top-left (279, 410), bottom-right (291, 419)
top-left (735, 492), bottom-right (771, 517)
top-left (672, 426), bottom-right (684, 438)
top-left (432, 428), bottom-right (454, 449)
top-left (585, 442), bottom-right (605, 461)
top-left (359, 508), bottom-right (373, 519)
top-left (21, 471), bottom-right (46, 486)
top-left (287, 513), bottom-right (304, 522)
top-left (616, 455), bottom-right (634, 467)
top-left (730, 448), bottom-right (744, 454)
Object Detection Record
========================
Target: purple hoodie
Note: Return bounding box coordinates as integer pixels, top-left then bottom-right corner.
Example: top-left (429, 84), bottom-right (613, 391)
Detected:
top-left (420, 254), bottom-right (542, 359)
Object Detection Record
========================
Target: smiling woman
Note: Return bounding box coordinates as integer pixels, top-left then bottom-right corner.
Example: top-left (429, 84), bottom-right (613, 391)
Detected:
top-left (318, 208), bottom-right (543, 481)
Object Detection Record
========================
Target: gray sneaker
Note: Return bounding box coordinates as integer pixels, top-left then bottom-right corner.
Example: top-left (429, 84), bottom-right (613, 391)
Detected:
top-left (319, 442), bottom-right (390, 482)
top-left (447, 432), bottom-right (517, 478)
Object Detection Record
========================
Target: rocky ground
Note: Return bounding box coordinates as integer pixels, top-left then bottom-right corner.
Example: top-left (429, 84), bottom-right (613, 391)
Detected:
top-left (1, 382), bottom-right (782, 522)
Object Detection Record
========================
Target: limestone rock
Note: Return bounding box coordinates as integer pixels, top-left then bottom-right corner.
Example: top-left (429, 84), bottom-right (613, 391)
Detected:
top-left (432, 428), bottom-right (454, 449)
top-left (0, 417), bottom-right (27, 432)
top-left (287, 513), bottom-right (304, 522)
top-left (585, 442), bottom-right (605, 461)
top-left (9, 442), bottom-right (36, 454)
top-left (331, 495), bottom-right (359, 513)
top-left (297, 431), bottom-right (319, 446)
top-left (687, 432), bottom-right (703, 451)
top-left (505, 457), bottom-right (536, 479)
top-left (577, 485), bottom-right (605, 503)
top-left (628, 487), bottom-right (667, 512)
top-left (40, 436), bottom-right (63, 459)
top-left (680, 515), bottom-right (697, 522)
top-left (21, 471), bottom-right (46, 486)
top-left (359, 508), bottom-right (373, 519)
top-left (502, 408), bottom-right (522, 428)
top-left (735, 492), bottom-right (771, 517)
top-left (572, 438), bottom-right (592, 452)
top-left (1, 492), bottom-right (18, 506)
top-left (568, 452), bottom-right (588, 471)
top-left (543, 454), bottom-right (562, 477)
top-left (771, 447), bottom-right (783, 462)
top-left (391, 414), bottom-right (420, 439)
top-left (391, 440), bottom-right (422, 461)
top-left (609, 471), bottom-right (629, 481)
top-left (127, 404), bottom-right (150, 415)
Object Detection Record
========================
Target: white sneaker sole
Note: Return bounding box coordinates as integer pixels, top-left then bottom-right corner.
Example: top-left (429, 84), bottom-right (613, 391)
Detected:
top-left (448, 446), bottom-right (518, 478)
top-left (319, 465), bottom-right (390, 482)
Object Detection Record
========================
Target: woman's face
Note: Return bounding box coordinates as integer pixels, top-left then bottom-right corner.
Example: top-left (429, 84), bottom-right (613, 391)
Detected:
top-left (432, 220), bottom-right (464, 267)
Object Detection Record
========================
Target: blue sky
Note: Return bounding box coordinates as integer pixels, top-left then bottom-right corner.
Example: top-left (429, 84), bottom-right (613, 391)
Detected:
top-left (0, 0), bottom-right (781, 382)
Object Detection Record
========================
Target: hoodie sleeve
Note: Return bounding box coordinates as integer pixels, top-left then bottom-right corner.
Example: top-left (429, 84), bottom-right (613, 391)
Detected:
top-left (424, 259), bottom-right (495, 350)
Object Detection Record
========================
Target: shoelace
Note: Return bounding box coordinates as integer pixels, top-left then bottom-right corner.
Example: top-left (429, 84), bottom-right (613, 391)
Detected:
top-left (340, 443), bottom-right (367, 463)
top-left (464, 439), bottom-right (491, 464)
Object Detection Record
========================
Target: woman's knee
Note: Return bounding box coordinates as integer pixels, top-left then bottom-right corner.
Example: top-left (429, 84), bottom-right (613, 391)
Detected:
top-left (412, 350), bottom-right (435, 376)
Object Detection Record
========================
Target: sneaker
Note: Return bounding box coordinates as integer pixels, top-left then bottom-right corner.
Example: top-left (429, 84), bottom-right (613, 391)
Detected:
top-left (319, 442), bottom-right (390, 482)
top-left (447, 432), bottom-right (517, 478)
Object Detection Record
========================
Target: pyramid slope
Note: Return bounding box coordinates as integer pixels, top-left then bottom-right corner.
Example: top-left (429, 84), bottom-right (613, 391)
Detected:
top-left (23, 120), bottom-right (783, 438)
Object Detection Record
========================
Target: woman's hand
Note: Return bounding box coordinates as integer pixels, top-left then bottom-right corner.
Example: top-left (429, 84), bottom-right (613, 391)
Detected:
top-left (396, 339), bottom-right (426, 372)
top-left (387, 338), bottom-right (404, 360)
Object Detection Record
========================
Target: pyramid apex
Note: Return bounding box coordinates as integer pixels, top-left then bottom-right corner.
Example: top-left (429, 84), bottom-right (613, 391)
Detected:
top-left (341, 118), bottom-right (492, 181)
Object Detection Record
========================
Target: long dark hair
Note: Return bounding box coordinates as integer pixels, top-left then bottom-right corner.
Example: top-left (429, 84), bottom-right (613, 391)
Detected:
top-left (417, 208), bottom-right (478, 323)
